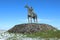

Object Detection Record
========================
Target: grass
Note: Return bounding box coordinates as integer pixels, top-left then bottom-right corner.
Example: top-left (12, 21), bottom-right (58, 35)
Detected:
top-left (24, 30), bottom-right (60, 38)
top-left (0, 30), bottom-right (60, 40)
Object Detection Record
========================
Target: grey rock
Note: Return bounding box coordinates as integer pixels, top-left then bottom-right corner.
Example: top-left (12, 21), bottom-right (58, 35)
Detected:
top-left (7, 23), bottom-right (57, 33)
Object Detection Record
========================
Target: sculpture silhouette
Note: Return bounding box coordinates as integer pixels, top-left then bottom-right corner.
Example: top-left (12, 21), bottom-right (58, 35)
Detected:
top-left (25, 5), bottom-right (37, 23)
top-left (25, 5), bottom-right (38, 23)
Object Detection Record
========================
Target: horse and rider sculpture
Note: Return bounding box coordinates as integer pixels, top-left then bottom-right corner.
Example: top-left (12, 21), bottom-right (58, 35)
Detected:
top-left (25, 5), bottom-right (38, 23)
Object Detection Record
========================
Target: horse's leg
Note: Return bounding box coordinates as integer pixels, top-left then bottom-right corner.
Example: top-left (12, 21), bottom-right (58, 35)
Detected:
top-left (30, 17), bottom-right (32, 23)
top-left (34, 19), bottom-right (35, 23)
top-left (28, 17), bottom-right (29, 23)
top-left (33, 18), bottom-right (35, 23)
top-left (36, 17), bottom-right (38, 23)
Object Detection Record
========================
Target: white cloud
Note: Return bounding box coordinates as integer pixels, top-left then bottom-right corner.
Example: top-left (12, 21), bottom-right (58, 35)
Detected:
top-left (38, 18), bottom-right (52, 22)
top-left (19, 18), bottom-right (52, 23)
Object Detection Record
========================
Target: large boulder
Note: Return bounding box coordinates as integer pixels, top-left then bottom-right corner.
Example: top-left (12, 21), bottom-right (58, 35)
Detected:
top-left (8, 23), bottom-right (57, 33)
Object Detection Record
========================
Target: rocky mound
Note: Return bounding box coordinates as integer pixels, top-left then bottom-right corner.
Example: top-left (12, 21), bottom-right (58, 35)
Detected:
top-left (8, 23), bottom-right (57, 33)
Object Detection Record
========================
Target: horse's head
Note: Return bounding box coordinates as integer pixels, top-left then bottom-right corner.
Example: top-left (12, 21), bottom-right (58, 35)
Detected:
top-left (25, 5), bottom-right (29, 8)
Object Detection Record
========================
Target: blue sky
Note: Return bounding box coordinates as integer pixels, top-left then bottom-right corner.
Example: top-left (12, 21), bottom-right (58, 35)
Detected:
top-left (0, 0), bottom-right (60, 30)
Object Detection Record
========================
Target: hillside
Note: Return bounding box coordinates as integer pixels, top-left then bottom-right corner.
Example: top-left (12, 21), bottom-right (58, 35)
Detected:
top-left (7, 23), bottom-right (57, 33)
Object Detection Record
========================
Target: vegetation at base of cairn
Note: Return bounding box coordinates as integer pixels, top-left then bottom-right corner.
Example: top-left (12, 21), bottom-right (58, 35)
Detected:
top-left (24, 30), bottom-right (60, 38)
